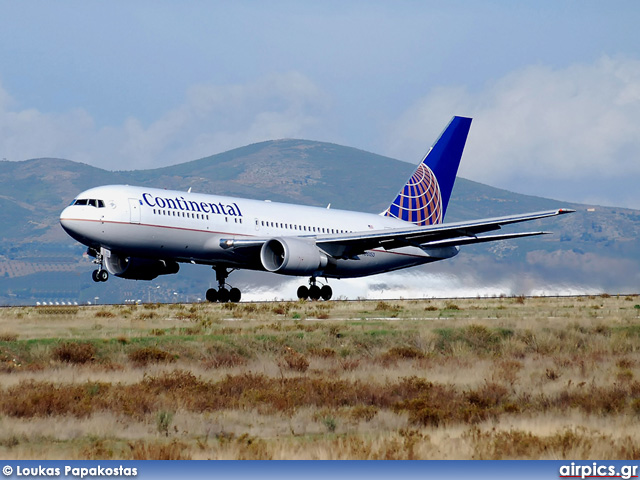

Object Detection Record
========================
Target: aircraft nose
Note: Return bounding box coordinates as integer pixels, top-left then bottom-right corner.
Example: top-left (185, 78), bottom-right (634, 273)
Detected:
top-left (59, 206), bottom-right (75, 233)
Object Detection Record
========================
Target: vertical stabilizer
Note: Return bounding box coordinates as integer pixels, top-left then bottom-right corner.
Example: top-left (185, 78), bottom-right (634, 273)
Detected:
top-left (383, 116), bottom-right (472, 225)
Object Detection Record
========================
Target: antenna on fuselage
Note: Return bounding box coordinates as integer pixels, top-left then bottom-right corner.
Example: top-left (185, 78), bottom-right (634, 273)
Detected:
top-left (188, 187), bottom-right (192, 193)
top-left (327, 203), bottom-right (331, 209)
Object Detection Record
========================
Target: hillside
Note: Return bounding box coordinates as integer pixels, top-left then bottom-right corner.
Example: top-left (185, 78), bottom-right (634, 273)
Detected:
top-left (0, 140), bottom-right (638, 304)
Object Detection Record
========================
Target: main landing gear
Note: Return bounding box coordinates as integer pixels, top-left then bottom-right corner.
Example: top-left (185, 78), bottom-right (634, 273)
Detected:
top-left (206, 266), bottom-right (241, 303)
top-left (297, 277), bottom-right (332, 301)
top-left (90, 248), bottom-right (109, 282)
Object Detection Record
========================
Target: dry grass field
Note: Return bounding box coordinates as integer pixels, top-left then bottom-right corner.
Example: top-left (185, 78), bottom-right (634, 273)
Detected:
top-left (0, 295), bottom-right (639, 460)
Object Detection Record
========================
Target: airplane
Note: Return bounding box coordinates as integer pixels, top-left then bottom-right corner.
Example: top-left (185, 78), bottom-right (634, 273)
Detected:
top-left (59, 116), bottom-right (574, 303)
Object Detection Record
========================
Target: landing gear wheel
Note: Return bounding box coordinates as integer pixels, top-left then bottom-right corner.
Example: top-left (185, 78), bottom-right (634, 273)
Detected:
top-left (97, 270), bottom-right (108, 282)
top-left (217, 288), bottom-right (230, 303)
top-left (208, 266), bottom-right (240, 303)
top-left (297, 285), bottom-right (309, 300)
top-left (229, 288), bottom-right (241, 303)
top-left (309, 285), bottom-right (321, 301)
top-left (320, 285), bottom-right (332, 301)
top-left (206, 288), bottom-right (218, 303)
top-left (92, 270), bottom-right (101, 283)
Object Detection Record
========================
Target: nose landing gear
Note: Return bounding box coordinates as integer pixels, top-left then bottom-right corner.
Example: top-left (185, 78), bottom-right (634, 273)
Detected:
top-left (92, 269), bottom-right (108, 282)
top-left (206, 266), bottom-right (241, 303)
top-left (89, 248), bottom-right (109, 282)
top-left (297, 277), bottom-right (332, 301)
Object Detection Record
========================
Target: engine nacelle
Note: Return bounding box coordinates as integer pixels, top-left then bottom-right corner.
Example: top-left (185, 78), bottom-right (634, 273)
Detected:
top-left (104, 252), bottom-right (179, 280)
top-left (260, 237), bottom-right (328, 275)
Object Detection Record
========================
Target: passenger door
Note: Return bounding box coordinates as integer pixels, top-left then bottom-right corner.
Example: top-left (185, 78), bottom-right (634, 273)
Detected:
top-left (129, 198), bottom-right (141, 224)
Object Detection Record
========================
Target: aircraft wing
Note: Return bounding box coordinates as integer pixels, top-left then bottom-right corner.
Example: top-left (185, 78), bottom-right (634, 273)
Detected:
top-left (316, 208), bottom-right (574, 258)
top-left (220, 208), bottom-right (574, 259)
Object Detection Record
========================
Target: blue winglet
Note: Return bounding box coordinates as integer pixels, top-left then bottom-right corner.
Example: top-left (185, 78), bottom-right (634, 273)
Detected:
top-left (384, 116), bottom-right (472, 225)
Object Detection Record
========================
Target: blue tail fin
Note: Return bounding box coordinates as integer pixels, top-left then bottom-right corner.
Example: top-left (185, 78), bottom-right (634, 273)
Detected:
top-left (383, 116), bottom-right (472, 225)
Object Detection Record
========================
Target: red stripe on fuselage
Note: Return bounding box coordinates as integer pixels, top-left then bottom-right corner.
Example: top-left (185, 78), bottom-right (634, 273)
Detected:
top-left (60, 218), bottom-right (428, 260)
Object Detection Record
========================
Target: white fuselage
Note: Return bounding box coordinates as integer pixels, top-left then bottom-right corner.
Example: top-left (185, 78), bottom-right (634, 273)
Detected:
top-left (60, 185), bottom-right (456, 279)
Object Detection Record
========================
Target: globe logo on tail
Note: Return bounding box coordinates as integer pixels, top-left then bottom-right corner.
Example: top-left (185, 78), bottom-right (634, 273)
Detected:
top-left (384, 163), bottom-right (443, 226)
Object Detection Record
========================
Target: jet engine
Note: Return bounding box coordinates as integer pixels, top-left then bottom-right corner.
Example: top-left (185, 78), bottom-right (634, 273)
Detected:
top-left (104, 252), bottom-right (179, 280)
top-left (260, 237), bottom-right (328, 275)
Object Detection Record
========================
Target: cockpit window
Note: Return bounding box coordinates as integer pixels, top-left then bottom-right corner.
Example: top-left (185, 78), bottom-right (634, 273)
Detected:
top-left (73, 198), bottom-right (105, 208)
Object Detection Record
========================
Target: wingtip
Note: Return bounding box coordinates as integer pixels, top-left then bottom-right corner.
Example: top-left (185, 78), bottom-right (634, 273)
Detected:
top-left (558, 208), bottom-right (576, 214)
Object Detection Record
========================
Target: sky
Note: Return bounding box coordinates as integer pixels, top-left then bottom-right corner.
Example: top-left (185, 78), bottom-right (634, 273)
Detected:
top-left (1, 1), bottom-right (640, 209)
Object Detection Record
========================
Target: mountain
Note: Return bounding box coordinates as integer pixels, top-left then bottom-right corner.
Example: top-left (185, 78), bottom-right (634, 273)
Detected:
top-left (0, 140), bottom-right (638, 304)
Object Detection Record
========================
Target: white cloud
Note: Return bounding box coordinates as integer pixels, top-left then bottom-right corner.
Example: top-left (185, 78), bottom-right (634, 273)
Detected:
top-left (0, 72), bottom-right (327, 170)
top-left (386, 56), bottom-right (640, 205)
top-left (0, 101), bottom-right (96, 163)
